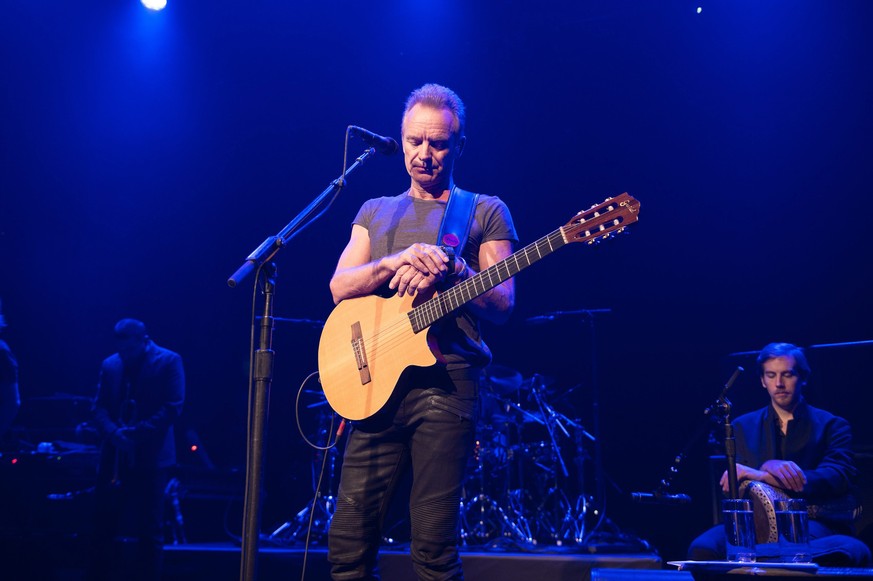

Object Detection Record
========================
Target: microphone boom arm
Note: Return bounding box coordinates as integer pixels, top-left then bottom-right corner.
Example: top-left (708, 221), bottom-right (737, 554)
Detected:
top-left (227, 147), bottom-right (377, 287)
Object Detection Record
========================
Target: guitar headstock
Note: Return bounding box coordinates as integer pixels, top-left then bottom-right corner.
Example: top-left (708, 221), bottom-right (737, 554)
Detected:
top-left (562, 193), bottom-right (640, 245)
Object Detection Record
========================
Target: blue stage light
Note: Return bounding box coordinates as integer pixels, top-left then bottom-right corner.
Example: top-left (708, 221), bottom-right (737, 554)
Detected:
top-left (141, 0), bottom-right (167, 11)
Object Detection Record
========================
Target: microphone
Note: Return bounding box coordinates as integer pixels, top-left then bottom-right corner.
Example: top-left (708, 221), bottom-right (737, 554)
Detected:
top-left (630, 491), bottom-right (692, 505)
top-left (349, 126), bottom-right (399, 155)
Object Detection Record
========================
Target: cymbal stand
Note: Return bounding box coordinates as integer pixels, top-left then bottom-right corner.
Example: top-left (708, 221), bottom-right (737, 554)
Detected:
top-left (461, 439), bottom-right (535, 546)
top-left (545, 486), bottom-right (590, 546)
top-left (528, 374), bottom-right (579, 545)
top-left (498, 408), bottom-right (536, 546)
top-left (461, 491), bottom-right (534, 547)
top-left (460, 439), bottom-right (492, 544)
top-left (503, 487), bottom-right (535, 545)
top-left (571, 421), bottom-right (591, 542)
top-left (485, 400), bottom-right (537, 545)
top-left (528, 374), bottom-right (569, 479)
top-left (461, 450), bottom-right (499, 544)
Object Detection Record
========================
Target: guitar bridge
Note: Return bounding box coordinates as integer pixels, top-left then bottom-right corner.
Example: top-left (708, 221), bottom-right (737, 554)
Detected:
top-left (350, 321), bottom-right (371, 385)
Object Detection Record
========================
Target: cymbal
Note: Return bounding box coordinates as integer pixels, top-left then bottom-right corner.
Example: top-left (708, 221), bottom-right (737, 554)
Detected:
top-left (482, 364), bottom-right (524, 395)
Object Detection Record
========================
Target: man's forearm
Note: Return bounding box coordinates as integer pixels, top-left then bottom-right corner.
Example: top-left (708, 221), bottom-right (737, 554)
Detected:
top-left (330, 259), bottom-right (396, 303)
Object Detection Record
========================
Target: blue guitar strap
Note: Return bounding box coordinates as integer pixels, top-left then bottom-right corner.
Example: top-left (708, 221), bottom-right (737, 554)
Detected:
top-left (437, 186), bottom-right (479, 263)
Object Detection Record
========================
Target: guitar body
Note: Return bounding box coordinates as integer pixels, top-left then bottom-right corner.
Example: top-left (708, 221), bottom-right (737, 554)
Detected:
top-left (318, 292), bottom-right (438, 420)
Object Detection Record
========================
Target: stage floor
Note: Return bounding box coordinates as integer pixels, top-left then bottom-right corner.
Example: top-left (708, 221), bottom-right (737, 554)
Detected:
top-left (162, 544), bottom-right (873, 580)
top-left (8, 538), bottom-right (873, 580)
top-left (163, 542), bottom-right (663, 580)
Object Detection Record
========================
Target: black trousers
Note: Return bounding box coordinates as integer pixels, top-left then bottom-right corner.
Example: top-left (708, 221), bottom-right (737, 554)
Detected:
top-left (328, 367), bottom-right (478, 581)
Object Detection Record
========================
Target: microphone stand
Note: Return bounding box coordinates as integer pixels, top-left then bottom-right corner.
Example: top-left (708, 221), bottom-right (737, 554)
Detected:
top-left (710, 367), bottom-right (744, 500)
top-left (630, 367), bottom-right (743, 506)
top-left (228, 147), bottom-right (378, 581)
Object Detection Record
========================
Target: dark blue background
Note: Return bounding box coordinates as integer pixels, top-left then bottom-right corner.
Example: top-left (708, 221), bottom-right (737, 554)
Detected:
top-left (2, 0), bottom-right (872, 561)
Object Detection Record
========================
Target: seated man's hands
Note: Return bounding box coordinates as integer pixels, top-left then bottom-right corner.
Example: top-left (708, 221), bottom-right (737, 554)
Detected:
top-left (760, 459), bottom-right (807, 492)
top-left (720, 460), bottom-right (807, 493)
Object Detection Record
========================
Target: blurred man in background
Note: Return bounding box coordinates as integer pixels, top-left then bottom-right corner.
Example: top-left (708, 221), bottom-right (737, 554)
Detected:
top-left (89, 319), bottom-right (185, 581)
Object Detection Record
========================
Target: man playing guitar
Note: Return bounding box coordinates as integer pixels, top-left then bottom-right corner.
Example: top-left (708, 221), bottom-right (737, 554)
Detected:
top-left (326, 83), bottom-right (517, 581)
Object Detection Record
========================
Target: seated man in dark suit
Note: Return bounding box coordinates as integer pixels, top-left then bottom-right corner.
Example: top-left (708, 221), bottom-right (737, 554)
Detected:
top-left (688, 342), bottom-right (871, 566)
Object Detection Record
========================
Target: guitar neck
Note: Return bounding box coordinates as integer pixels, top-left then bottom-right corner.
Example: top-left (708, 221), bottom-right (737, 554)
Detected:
top-left (409, 227), bottom-right (567, 332)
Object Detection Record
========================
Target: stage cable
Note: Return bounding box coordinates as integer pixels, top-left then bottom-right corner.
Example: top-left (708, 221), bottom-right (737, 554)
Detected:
top-left (294, 371), bottom-right (341, 581)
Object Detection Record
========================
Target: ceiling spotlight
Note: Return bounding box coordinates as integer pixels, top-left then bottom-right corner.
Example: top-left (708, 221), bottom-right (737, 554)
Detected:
top-left (141, 0), bottom-right (167, 11)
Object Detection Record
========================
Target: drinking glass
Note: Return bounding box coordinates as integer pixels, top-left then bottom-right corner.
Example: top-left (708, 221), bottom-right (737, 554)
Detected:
top-left (776, 499), bottom-right (811, 563)
top-left (723, 498), bottom-right (756, 562)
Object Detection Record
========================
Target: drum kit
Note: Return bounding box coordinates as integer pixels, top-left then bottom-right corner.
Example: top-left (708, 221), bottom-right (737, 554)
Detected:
top-left (460, 365), bottom-right (596, 548)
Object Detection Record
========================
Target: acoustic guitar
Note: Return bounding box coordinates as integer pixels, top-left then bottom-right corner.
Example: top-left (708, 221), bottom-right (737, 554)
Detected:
top-left (318, 193), bottom-right (640, 420)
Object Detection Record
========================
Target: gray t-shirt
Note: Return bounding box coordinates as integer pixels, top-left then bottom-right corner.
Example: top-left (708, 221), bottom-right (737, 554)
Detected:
top-left (353, 190), bottom-right (518, 368)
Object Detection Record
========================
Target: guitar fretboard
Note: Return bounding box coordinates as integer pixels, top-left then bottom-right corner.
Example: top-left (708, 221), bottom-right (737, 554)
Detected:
top-left (408, 228), bottom-right (568, 333)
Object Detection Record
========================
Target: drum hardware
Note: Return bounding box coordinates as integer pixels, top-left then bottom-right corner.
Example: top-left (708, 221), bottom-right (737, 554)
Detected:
top-left (534, 486), bottom-right (573, 544)
top-left (459, 367), bottom-right (595, 548)
top-left (528, 373), bottom-right (570, 479)
top-left (460, 491), bottom-right (534, 547)
top-left (460, 415), bottom-right (530, 545)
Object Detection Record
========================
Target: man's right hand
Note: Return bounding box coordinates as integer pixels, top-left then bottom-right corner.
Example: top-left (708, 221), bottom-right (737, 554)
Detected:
top-left (760, 459), bottom-right (807, 492)
top-left (387, 243), bottom-right (450, 296)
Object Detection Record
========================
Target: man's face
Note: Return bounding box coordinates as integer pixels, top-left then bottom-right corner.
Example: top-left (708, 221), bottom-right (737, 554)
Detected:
top-left (760, 355), bottom-right (803, 412)
top-left (117, 335), bottom-right (146, 364)
top-left (401, 104), bottom-right (463, 193)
